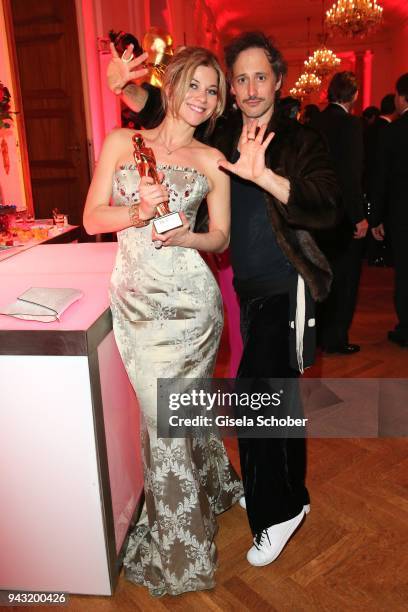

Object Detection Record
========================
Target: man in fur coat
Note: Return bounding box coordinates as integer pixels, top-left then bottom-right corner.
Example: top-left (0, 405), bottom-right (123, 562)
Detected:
top-left (107, 31), bottom-right (341, 567)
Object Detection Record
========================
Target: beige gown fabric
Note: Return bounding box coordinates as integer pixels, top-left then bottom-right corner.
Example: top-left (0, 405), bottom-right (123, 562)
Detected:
top-left (109, 161), bottom-right (243, 597)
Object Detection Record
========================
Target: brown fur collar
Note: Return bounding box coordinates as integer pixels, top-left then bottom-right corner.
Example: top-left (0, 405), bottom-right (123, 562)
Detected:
top-left (214, 109), bottom-right (334, 302)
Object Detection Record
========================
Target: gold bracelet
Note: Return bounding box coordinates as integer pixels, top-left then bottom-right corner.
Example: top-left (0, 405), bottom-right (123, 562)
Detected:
top-left (129, 203), bottom-right (150, 228)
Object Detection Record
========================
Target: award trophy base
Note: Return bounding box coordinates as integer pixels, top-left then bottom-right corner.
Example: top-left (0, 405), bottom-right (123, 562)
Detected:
top-left (153, 211), bottom-right (183, 234)
top-left (152, 211), bottom-right (183, 249)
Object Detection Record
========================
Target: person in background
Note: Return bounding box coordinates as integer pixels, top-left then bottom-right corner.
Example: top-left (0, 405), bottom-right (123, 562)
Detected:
top-left (362, 105), bottom-right (380, 127)
top-left (371, 73), bottom-right (408, 348)
top-left (364, 94), bottom-right (396, 266)
top-left (378, 93), bottom-right (396, 126)
top-left (311, 71), bottom-right (368, 354)
top-left (301, 103), bottom-right (320, 125)
top-left (363, 95), bottom-right (395, 199)
top-left (278, 96), bottom-right (301, 121)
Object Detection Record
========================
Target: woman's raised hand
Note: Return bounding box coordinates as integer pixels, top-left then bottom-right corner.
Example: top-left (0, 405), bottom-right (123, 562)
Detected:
top-left (107, 43), bottom-right (149, 94)
top-left (138, 173), bottom-right (169, 220)
top-left (217, 119), bottom-right (274, 184)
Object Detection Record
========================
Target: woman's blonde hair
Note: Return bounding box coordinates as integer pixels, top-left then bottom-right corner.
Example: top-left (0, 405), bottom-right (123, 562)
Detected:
top-left (161, 47), bottom-right (226, 136)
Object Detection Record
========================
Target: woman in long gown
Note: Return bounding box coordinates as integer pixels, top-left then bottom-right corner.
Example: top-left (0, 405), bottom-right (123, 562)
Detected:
top-left (83, 47), bottom-right (243, 596)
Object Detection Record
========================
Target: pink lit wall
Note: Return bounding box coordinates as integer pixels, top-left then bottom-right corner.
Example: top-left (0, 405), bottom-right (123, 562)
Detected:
top-left (363, 50), bottom-right (373, 110)
top-left (370, 41), bottom-right (394, 107)
top-left (76, 0), bottom-right (106, 167)
top-left (150, 0), bottom-right (170, 32)
top-left (165, 0), bottom-right (221, 52)
top-left (390, 20), bottom-right (408, 92)
top-left (0, 3), bottom-right (26, 210)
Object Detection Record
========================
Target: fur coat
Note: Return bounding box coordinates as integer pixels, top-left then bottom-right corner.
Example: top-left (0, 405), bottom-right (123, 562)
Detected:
top-left (213, 110), bottom-right (342, 302)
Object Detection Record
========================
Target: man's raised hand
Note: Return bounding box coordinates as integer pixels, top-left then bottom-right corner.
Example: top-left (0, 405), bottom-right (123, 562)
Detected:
top-left (217, 120), bottom-right (274, 184)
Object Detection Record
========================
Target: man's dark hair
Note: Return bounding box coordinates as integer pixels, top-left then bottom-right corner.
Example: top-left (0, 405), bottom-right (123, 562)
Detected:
top-left (108, 30), bottom-right (143, 56)
top-left (380, 93), bottom-right (395, 115)
top-left (362, 105), bottom-right (380, 120)
top-left (224, 31), bottom-right (287, 82)
top-left (396, 73), bottom-right (408, 102)
top-left (328, 71), bottom-right (359, 104)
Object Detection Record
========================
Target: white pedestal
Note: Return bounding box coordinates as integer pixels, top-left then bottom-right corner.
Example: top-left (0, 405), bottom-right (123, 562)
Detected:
top-left (0, 244), bottom-right (143, 595)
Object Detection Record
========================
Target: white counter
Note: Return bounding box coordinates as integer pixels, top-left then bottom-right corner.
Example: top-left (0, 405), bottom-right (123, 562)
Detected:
top-left (0, 243), bottom-right (143, 595)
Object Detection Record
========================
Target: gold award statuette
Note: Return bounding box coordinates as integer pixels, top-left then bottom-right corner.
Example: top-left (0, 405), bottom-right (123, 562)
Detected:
top-left (132, 133), bottom-right (183, 242)
top-left (142, 27), bottom-right (174, 88)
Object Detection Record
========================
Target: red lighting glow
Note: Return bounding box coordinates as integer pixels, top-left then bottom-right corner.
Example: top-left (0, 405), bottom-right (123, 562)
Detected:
top-left (363, 50), bottom-right (373, 108)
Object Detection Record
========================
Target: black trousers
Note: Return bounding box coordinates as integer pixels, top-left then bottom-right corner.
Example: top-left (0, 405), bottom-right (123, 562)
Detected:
top-left (390, 224), bottom-right (408, 339)
top-left (319, 237), bottom-right (365, 349)
top-left (237, 292), bottom-right (309, 535)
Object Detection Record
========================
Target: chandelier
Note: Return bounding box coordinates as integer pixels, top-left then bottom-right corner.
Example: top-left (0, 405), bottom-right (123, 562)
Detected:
top-left (304, 47), bottom-right (341, 77)
top-left (289, 85), bottom-right (304, 100)
top-left (290, 72), bottom-right (322, 99)
top-left (325, 0), bottom-right (383, 37)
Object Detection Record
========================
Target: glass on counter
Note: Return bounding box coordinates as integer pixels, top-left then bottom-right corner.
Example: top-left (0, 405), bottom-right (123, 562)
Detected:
top-left (52, 208), bottom-right (67, 228)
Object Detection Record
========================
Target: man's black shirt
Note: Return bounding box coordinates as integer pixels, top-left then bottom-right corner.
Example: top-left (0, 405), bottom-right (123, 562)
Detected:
top-left (230, 152), bottom-right (294, 283)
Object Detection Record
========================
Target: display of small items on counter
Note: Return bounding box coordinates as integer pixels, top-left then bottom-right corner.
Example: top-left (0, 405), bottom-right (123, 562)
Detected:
top-left (13, 224), bottom-right (50, 242)
top-left (0, 206), bottom-right (52, 246)
top-left (0, 224), bottom-right (51, 246)
top-left (0, 205), bottom-right (69, 246)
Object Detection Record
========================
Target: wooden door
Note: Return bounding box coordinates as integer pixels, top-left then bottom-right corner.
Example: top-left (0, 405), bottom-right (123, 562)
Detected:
top-left (9, 0), bottom-right (90, 225)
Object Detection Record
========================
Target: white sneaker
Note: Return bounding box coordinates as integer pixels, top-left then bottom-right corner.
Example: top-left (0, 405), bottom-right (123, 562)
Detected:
top-left (239, 496), bottom-right (246, 509)
top-left (247, 508), bottom-right (305, 567)
top-left (239, 496), bottom-right (310, 516)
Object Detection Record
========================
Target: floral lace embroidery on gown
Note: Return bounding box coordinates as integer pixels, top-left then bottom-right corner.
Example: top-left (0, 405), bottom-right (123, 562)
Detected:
top-left (109, 160), bottom-right (243, 596)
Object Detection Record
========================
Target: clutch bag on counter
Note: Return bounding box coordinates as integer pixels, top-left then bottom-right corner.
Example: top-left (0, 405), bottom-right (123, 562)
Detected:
top-left (0, 287), bottom-right (84, 322)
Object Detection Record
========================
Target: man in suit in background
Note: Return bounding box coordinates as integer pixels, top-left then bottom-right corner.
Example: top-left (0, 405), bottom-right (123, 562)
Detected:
top-left (371, 73), bottom-right (408, 347)
top-left (364, 94), bottom-right (395, 197)
top-left (378, 93), bottom-right (396, 126)
top-left (364, 93), bottom-right (396, 267)
top-left (364, 94), bottom-right (395, 191)
top-left (312, 71), bottom-right (368, 354)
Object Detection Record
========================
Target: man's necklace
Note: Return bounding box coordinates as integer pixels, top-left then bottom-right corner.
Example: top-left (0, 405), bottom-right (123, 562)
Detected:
top-left (157, 130), bottom-right (193, 155)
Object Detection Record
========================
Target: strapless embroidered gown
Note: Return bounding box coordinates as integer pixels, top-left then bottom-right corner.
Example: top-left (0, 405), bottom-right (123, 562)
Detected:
top-left (109, 162), bottom-right (243, 597)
